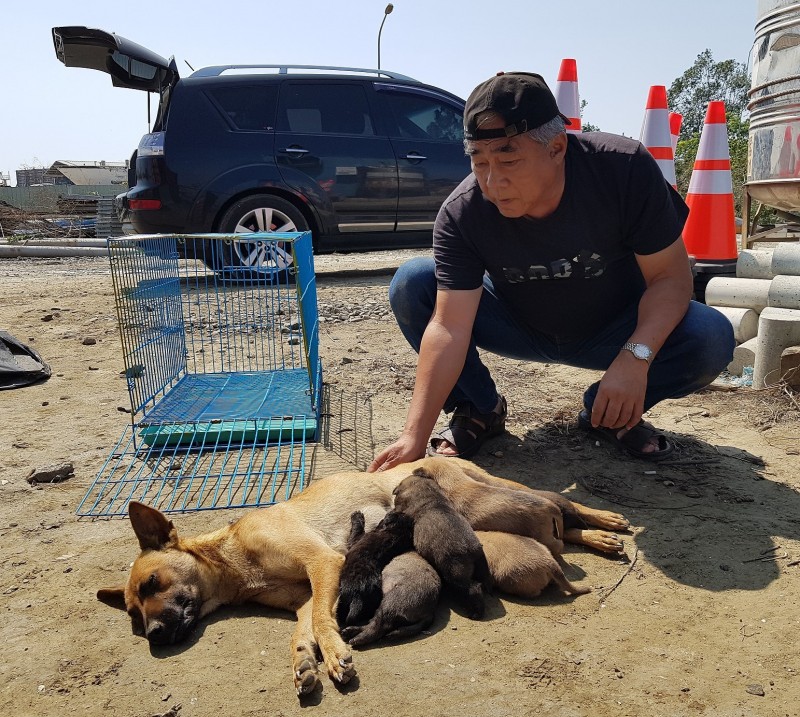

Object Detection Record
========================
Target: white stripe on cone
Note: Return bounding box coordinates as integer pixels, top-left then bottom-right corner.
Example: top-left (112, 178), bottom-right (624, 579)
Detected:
top-left (556, 82), bottom-right (581, 134)
top-left (694, 124), bottom-right (730, 159)
top-left (641, 108), bottom-right (670, 145)
top-left (655, 159), bottom-right (677, 186)
top-left (687, 169), bottom-right (733, 195)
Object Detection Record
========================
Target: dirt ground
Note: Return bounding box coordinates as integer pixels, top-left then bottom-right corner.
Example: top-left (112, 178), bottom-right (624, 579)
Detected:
top-left (2, 249), bottom-right (800, 717)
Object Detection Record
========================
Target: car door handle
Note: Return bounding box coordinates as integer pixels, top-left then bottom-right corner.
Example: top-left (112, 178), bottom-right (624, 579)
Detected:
top-left (402, 152), bottom-right (428, 161)
top-left (281, 147), bottom-right (310, 155)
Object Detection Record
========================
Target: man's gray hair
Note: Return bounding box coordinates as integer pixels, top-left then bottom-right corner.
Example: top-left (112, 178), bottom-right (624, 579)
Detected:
top-left (526, 116), bottom-right (567, 144)
top-left (464, 112), bottom-right (567, 153)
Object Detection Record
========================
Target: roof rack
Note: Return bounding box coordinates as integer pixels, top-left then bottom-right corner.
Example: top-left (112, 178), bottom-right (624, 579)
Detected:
top-left (190, 64), bottom-right (417, 81)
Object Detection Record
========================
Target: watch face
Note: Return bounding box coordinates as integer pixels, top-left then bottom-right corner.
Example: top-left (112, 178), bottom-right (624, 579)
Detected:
top-left (633, 344), bottom-right (651, 360)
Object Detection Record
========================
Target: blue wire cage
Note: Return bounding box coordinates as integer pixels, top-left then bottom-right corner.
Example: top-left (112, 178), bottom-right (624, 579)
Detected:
top-left (78, 231), bottom-right (321, 517)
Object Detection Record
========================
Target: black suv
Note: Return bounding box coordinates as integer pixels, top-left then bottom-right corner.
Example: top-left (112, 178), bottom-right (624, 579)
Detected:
top-left (52, 26), bottom-right (470, 272)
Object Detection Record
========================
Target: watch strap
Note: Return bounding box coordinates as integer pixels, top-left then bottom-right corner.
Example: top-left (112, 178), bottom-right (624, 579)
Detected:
top-left (621, 342), bottom-right (652, 362)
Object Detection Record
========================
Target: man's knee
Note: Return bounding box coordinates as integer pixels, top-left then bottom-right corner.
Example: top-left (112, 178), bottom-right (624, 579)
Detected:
top-left (389, 257), bottom-right (437, 320)
top-left (682, 302), bottom-right (736, 377)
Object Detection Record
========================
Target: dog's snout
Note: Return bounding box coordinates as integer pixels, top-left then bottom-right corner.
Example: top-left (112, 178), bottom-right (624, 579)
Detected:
top-left (145, 621), bottom-right (170, 645)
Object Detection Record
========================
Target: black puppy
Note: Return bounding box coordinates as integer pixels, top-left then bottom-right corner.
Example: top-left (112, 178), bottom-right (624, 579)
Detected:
top-left (336, 509), bottom-right (414, 628)
top-left (392, 469), bottom-right (492, 620)
top-left (341, 551), bottom-right (441, 646)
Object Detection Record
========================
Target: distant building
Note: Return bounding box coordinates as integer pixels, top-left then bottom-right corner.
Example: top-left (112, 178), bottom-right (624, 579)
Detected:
top-left (15, 160), bottom-right (128, 187)
top-left (15, 168), bottom-right (64, 187)
top-left (0, 172), bottom-right (10, 187)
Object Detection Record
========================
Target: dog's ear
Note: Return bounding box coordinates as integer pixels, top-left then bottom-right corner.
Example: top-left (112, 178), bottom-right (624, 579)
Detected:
top-left (96, 586), bottom-right (127, 610)
top-left (128, 501), bottom-right (178, 551)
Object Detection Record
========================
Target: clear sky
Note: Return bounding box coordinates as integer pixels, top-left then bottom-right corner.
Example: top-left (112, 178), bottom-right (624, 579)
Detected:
top-left (1, 0), bottom-right (757, 185)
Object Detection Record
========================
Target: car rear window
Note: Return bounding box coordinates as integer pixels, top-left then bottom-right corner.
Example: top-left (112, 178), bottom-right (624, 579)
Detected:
top-left (206, 85), bottom-right (278, 131)
top-left (276, 84), bottom-right (375, 136)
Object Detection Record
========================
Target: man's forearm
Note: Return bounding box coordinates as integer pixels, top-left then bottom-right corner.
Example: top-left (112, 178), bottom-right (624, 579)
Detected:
top-left (401, 320), bottom-right (471, 447)
top-left (630, 276), bottom-right (693, 355)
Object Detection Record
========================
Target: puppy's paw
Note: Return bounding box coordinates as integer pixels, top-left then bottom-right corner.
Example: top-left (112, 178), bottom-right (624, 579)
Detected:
top-left (340, 625), bottom-right (363, 643)
top-left (294, 656), bottom-right (320, 696)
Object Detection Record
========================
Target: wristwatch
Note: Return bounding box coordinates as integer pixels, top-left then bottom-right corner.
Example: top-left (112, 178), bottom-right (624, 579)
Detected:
top-left (621, 342), bottom-right (653, 363)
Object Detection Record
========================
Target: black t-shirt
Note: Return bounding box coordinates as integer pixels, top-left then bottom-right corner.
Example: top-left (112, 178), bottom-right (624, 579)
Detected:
top-left (433, 132), bottom-right (689, 343)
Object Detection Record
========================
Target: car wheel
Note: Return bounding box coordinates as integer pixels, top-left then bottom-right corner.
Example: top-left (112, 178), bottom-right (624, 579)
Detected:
top-left (214, 195), bottom-right (309, 282)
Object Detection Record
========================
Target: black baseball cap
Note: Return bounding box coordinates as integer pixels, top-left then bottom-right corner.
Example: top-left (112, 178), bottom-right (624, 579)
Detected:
top-left (463, 71), bottom-right (571, 141)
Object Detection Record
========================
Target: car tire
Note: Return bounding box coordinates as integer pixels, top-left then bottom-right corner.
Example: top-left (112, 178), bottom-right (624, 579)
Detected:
top-left (213, 194), bottom-right (309, 283)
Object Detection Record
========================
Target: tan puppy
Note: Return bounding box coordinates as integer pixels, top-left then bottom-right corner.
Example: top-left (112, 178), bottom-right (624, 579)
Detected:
top-left (97, 457), bottom-right (628, 698)
top-left (476, 531), bottom-right (591, 597)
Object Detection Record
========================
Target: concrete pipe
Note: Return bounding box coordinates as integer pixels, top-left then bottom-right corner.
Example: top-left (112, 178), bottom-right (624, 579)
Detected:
top-left (736, 249), bottom-right (774, 279)
top-left (771, 243), bottom-right (800, 277)
top-left (705, 277), bottom-right (772, 314)
top-left (753, 307), bottom-right (800, 387)
top-left (712, 306), bottom-right (759, 343)
top-left (727, 336), bottom-right (758, 376)
top-left (768, 274), bottom-right (800, 310)
top-left (0, 238), bottom-right (110, 248)
top-left (0, 245), bottom-right (110, 258)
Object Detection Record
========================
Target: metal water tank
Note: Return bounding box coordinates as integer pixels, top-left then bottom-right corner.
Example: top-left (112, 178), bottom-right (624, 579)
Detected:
top-left (747, 0), bottom-right (800, 214)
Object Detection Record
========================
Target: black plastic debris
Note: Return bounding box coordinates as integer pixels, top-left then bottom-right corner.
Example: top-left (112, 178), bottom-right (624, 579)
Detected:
top-left (0, 331), bottom-right (52, 389)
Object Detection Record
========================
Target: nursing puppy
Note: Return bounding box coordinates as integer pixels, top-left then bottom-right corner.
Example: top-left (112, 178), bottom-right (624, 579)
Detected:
top-left (341, 551), bottom-right (441, 647)
top-left (476, 531), bottom-right (591, 598)
top-left (336, 509), bottom-right (414, 629)
top-left (392, 470), bottom-right (492, 619)
top-left (413, 462), bottom-right (567, 557)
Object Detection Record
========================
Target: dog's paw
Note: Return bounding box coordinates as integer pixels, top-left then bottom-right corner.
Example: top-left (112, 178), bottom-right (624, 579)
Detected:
top-left (592, 510), bottom-right (630, 531)
top-left (582, 529), bottom-right (625, 553)
top-left (294, 656), bottom-right (320, 696)
top-left (331, 653), bottom-right (356, 684)
top-left (323, 644), bottom-right (355, 685)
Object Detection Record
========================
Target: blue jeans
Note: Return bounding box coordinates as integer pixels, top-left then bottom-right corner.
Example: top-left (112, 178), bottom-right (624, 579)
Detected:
top-left (389, 257), bottom-right (735, 416)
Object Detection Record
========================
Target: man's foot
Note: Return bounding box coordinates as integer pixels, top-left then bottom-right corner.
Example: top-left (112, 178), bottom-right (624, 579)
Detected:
top-left (429, 396), bottom-right (507, 459)
top-left (577, 409), bottom-right (673, 461)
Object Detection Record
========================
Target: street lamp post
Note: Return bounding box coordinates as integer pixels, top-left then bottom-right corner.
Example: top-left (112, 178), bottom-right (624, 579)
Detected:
top-left (377, 3), bottom-right (394, 72)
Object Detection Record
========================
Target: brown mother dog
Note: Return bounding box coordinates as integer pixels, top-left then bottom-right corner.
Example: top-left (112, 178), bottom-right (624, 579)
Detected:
top-left (97, 457), bottom-right (628, 697)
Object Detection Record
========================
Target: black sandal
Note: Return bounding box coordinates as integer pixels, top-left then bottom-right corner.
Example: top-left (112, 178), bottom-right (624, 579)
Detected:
top-left (578, 409), bottom-right (674, 461)
top-left (428, 396), bottom-right (507, 459)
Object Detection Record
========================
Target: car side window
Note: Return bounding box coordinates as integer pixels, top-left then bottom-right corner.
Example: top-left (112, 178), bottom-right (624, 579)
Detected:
top-left (206, 85), bottom-right (278, 131)
top-left (382, 91), bottom-right (464, 142)
top-left (276, 84), bottom-right (375, 136)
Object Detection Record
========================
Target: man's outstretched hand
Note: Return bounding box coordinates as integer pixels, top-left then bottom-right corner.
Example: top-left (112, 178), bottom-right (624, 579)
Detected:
top-left (367, 435), bottom-right (426, 473)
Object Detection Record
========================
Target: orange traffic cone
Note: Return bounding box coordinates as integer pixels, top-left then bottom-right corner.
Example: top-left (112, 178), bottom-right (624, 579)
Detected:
top-left (554, 59), bottom-right (581, 134)
top-left (669, 112), bottom-right (682, 154)
top-left (640, 85), bottom-right (676, 188)
top-left (682, 101), bottom-right (738, 263)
